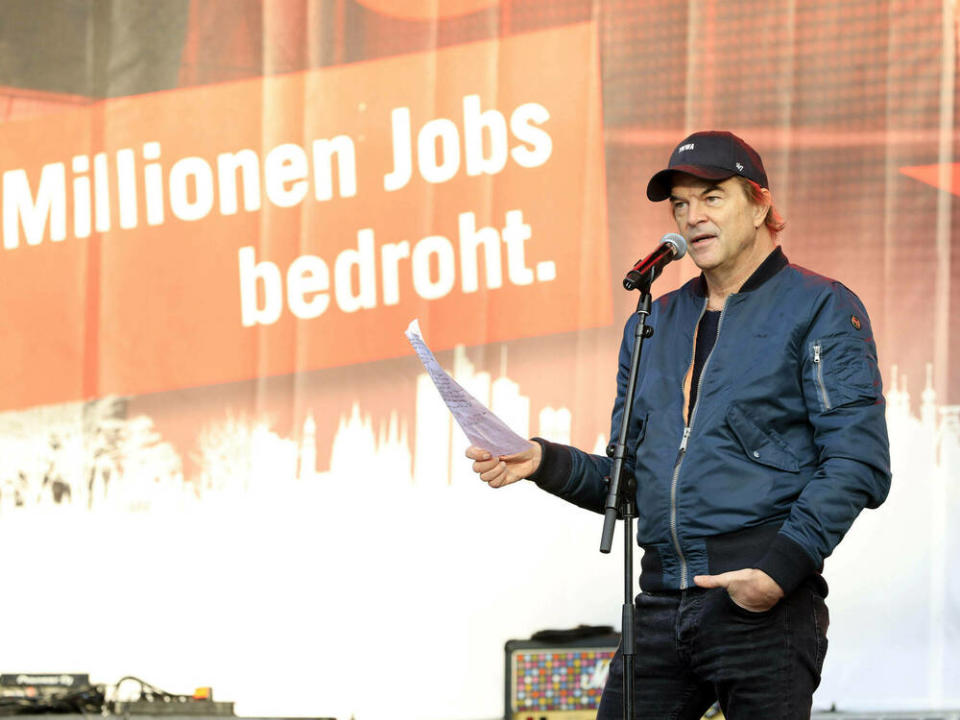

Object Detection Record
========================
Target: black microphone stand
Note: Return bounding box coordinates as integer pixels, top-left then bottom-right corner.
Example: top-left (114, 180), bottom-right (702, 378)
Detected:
top-left (599, 265), bottom-right (660, 720)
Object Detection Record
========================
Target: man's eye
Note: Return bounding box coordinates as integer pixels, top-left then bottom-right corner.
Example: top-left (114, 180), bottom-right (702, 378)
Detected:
top-left (705, 195), bottom-right (722, 203)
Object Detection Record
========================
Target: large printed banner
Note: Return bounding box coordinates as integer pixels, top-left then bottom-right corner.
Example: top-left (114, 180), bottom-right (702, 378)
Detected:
top-left (0, 2), bottom-right (958, 719)
top-left (0, 21), bottom-right (609, 410)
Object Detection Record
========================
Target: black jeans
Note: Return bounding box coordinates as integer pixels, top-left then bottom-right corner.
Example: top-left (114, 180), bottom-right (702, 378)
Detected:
top-left (596, 577), bottom-right (829, 720)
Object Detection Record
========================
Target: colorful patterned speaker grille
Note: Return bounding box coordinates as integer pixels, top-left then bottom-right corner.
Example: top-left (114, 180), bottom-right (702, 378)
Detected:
top-left (512, 648), bottom-right (615, 712)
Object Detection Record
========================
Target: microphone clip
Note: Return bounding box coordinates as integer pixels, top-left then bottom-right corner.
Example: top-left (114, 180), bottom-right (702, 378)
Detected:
top-left (623, 265), bottom-right (664, 292)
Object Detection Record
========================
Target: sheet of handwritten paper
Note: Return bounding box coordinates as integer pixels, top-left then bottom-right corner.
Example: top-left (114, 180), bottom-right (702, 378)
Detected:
top-left (405, 319), bottom-right (531, 456)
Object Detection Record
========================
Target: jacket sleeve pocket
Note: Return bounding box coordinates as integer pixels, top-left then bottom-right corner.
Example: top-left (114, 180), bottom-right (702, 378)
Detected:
top-left (726, 404), bottom-right (800, 473)
top-left (808, 338), bottom-right (881, 413)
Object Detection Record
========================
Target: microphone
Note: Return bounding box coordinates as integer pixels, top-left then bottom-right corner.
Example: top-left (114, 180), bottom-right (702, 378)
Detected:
top-left (623, 233), bottom-right (688, 291)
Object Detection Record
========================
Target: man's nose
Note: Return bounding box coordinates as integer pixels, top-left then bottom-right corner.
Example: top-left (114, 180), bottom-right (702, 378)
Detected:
top-left (686, 199), bottom-right (707, 226)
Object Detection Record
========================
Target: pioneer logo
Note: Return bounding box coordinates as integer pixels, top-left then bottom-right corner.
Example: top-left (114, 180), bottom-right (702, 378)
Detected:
top-left (5, 674), bottom-right (81, 687)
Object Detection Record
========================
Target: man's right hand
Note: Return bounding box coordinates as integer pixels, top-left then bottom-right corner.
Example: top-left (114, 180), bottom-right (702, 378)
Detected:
top-left (465, 442), bottom-right (542, 488)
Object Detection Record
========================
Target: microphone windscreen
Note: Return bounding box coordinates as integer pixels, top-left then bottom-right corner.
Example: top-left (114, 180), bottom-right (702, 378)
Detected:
top-left (662, 232), bottom-right (687, 259)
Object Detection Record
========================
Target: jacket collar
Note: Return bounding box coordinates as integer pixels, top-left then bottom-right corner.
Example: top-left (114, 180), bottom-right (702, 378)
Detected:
top-left (692, 246), bottom-right (789, 297)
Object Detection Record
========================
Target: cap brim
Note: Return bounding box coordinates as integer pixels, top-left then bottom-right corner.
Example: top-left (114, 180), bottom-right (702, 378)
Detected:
top-left (645, 165), bottom-right (736, 201)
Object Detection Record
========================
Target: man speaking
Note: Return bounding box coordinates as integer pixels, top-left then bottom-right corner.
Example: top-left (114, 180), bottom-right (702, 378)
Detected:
top-left (466, 130), bottom-right (891, 719)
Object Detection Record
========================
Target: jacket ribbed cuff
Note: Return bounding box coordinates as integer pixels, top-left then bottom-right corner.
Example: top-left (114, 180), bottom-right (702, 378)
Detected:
top-left (754, 533), bottom-right (819, 596)
top-left (527, 437), bottom-right (572, 494)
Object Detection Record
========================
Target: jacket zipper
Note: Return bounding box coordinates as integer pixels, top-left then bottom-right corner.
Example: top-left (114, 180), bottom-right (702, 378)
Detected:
top-left (669, 298), bottom-right (726, 588)
top-left (812, 341), bottom-right (831, 410)
top-left (669, 427), bottom-right (691, 586)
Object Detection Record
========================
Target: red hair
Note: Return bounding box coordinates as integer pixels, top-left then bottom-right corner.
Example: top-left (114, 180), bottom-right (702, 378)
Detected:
top-left (738, 178), bottom-right (786, 238)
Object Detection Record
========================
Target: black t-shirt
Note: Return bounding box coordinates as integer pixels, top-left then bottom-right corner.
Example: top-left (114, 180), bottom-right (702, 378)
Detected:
top-left (687, 309), bottom-right (721, 422)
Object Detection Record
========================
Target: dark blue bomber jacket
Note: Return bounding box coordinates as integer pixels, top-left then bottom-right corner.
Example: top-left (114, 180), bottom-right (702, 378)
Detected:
top-left (530, 248), bottom-right (892, 596)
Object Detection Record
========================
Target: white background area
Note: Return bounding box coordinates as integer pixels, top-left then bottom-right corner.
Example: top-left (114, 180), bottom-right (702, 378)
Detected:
top-left (0, 380), bottom-right (958, 719)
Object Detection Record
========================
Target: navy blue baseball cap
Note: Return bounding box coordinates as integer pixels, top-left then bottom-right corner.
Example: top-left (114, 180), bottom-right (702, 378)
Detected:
top-left (646, 130), bottom-right (769, 201)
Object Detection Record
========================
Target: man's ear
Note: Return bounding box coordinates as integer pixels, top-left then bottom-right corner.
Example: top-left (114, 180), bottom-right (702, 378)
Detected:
top-left (754, 187), bottom-right (773, 228)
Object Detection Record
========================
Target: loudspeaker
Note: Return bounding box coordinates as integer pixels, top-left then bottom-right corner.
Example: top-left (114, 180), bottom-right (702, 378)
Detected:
top-left (504, 629), bottom-right (620, 720)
